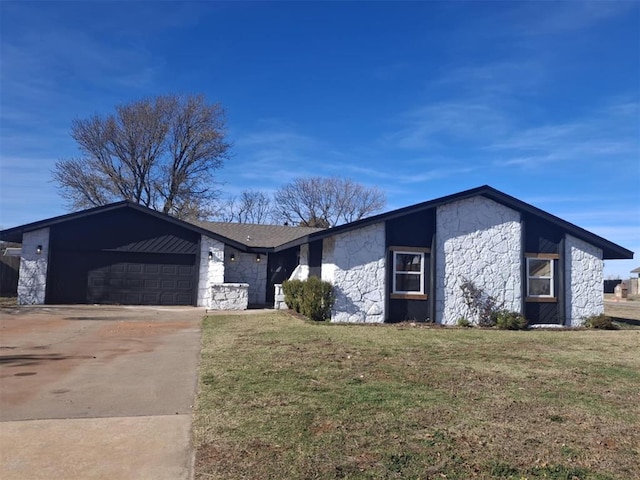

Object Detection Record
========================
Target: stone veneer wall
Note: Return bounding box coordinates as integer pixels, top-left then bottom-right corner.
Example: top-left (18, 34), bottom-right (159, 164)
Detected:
top-left (18, 228), bottom-right (50, 305)
top-left (289, 244), bottom-right (310, 281)
top-left (197, 235), bottom-right (225, 307)
top-left (210, 283), bottom-right (249, 310)
top-left (436, 196), bottom-right (522, 325)
top-left (224, 247), bottom-right (268, 304)
top-left (323, 223), bottom-right (386, 323)
top-left (321, 237), bottom-right (336, 284)
top-left (565, 235), bottom-right (603, 326)
top-left (273, 284), bottom-right (287, 310)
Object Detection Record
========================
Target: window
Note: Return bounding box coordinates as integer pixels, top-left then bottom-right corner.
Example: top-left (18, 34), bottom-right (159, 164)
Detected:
top-left (393, 251), bottom-right (425, 295)
top-left (527, 257), bottom-right (554, 297)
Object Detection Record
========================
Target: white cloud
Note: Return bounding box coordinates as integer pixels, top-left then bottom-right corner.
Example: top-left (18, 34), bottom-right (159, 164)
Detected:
top-left (513, 1), bottom-right (637, 35)
top-left (489, 100), bottom-right (639, 169)
top-left (390, 102), bottom-right (511, 149)
top-left (433, 60), bottom-right (547, 97)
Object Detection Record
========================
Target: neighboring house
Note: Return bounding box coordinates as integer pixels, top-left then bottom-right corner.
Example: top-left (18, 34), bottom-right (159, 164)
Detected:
top-left (0, 186), bottom-right (633, 327)
top-left (629, 267), bottom-right (640, 295)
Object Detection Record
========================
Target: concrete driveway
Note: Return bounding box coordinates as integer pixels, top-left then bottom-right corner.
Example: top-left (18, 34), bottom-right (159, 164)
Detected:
top-left (0, 305), bottom-right (205, 480)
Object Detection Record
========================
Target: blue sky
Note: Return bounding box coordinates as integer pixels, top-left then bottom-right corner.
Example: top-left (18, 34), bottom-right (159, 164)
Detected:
top-left (0, 1), bottom-right (638, 277)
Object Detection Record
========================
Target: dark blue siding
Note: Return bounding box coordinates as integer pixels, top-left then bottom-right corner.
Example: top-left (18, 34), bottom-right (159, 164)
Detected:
top-left (50, 208), bottom-right (199, 254)
top-left (524, 213), bottom-right (562, 254)
top-left (385, 209), bottom-right (435, 323)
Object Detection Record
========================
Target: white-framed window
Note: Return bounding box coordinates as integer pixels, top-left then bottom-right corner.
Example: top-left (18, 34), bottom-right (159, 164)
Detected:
top-left (527, 257), bottom-right (554, 297)
top-left (392, 250), bottom-right (425, 295)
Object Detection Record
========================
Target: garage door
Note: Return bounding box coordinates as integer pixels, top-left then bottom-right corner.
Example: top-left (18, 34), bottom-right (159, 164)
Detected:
top-left (47, 251), bottom-right (196, 305)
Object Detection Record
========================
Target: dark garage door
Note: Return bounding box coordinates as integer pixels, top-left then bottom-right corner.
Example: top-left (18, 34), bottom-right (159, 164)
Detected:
top-left (47, 251), bottom-right (196, 305)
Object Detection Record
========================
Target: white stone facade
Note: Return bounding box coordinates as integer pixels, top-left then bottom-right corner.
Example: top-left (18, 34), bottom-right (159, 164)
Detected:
top-left (18, 228), bottom-right (50, 305)
top-left (435, 197), bottom-right (522, 325)
top-left (321, 237), bottom-right (336, 284)
top-left (565, 235), bottom-right (603, 326)
top-left (323, 222), bottom-right (386, 323)
top-left (224, 247), bottom-right (268, 305)
top-left (273, 284), bottom-right (288, 310)
top-left (197, 235), bottom-right (225, 307)
top-left (210, 283), bottom-right (249, 310)
top-left (289, 244), bottom-right (310, 281)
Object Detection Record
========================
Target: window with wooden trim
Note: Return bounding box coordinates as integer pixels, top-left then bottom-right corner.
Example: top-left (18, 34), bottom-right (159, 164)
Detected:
top-left (527, 257), bottom-right (554, 297)
top-left (392, 251), bottom-right (425, 295)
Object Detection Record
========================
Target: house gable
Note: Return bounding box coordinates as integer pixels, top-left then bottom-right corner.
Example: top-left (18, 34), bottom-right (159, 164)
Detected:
top-left (49, 207), bottom-right (200, 254)
top-left (0, 201), bottom-right (248, 252)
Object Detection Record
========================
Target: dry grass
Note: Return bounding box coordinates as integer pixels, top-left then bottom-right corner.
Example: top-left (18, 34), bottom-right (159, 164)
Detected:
top-left (0, 296), bottom-right (17, 307)
top-left (194, 312), bottom-right (640, 479)
top-left (605, 299), bottom-right (640, 326)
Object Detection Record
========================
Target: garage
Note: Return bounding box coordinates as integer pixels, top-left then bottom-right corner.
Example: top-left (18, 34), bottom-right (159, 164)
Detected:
top-left (0, 201), bottom-right (200, 305)
top-left (24, 203), bottom-right (204, 306)
top-left (47, 251), bottom-right (196, 305)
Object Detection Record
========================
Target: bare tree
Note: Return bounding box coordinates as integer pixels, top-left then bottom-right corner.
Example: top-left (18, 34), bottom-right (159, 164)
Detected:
top-left (214, 190), bottom-right (274, 224)
top-left (235, 190), bottom-right (273, 223)
top-left (53, 94), bottom-right (230, 219)
top-left (273, 177), bottom-right (386, 227)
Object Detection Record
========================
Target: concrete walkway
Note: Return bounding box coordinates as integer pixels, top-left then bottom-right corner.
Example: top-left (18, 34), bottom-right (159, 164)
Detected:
top-left (0, 305), bottom-right (205, 480)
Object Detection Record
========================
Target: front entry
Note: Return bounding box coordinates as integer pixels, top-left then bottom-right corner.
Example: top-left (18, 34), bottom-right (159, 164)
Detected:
top-left (266, 247), bottom-right (300, 305)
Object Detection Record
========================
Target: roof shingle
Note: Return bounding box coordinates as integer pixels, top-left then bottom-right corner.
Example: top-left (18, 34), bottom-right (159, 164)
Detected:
top-left (186, 220), bottom-right (324, 249)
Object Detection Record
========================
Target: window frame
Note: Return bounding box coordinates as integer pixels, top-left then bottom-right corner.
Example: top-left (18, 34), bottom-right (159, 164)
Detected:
top-left (391, 249), bottom-right (426, 296)
top-left (526, 256), bottom-right (555, 299)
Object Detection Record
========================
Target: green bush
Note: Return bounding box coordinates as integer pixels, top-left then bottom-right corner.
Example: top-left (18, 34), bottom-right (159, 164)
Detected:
top-left (457, 317), bottom-right (471, 328)
top-left (282, 279), bottom-right (304, 312)
top-left (282, 277), bottom-right (334, 321)
top-left (583, 313), bottom-right (616, 330)
top-left (493, 310), bottom-right (528, 330)
top-left (301, 277), bottom-right (334, 321)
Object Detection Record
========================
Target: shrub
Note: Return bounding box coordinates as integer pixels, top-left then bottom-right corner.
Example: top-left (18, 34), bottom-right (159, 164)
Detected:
top-left (583, 314), bottom-right (616, 330)
top-left (282, 277), bottom-right (334, 321)
top-left (301, 276), bottom-right (334, 321)
top-left (282, 279), bottom-right (304, 312)
top-left (457, 317), bottom-right (471, 328)
top-left (493, 310), bottom-right (528, 330)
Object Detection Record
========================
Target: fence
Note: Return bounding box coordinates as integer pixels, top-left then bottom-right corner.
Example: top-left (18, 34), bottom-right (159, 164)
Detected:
top-left (0, 256), bottom-right (19, 296)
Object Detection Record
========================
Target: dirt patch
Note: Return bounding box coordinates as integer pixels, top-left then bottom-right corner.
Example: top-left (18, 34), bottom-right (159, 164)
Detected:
top-left (604, 300), bottom-right (640, 322)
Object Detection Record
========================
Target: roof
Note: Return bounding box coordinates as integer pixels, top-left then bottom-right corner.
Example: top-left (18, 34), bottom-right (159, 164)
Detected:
top-left (0, 186), bottom-right (633, 260)
top-left (0, 201), bottom-right (319, 252)
top-left (187, 220), bottom-right (324, 249)
top-left (275, 185), bottom-right (633, 260)
top-left (631, 267), bottom-right (640, 274)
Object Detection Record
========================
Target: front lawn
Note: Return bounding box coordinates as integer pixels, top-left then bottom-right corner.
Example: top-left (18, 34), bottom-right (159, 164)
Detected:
top-left (193, 312), bottom-right (640, 479)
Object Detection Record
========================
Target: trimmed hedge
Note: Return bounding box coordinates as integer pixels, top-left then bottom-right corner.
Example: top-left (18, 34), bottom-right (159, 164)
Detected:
top-left (282, 277), bottom-right (334, 321)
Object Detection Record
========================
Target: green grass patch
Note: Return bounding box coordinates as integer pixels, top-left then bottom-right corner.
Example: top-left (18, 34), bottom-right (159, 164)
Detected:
top-left (194, 312), bottom-right (640, 479)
